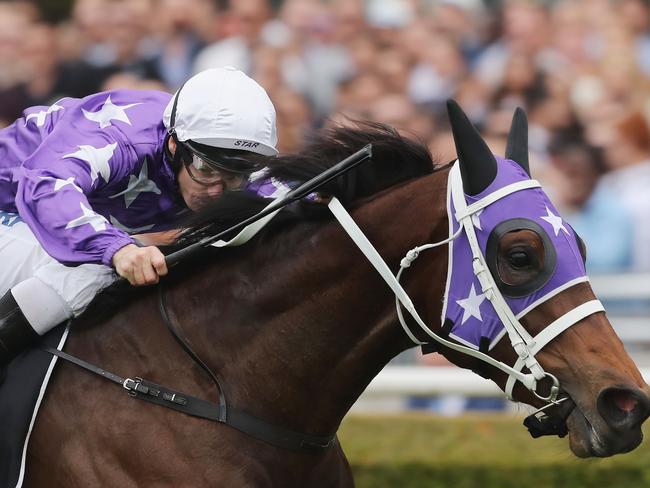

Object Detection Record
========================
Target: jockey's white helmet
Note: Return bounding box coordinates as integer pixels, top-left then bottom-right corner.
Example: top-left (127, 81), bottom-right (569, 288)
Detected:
top-left (163, 67), bottom-right (278, 158)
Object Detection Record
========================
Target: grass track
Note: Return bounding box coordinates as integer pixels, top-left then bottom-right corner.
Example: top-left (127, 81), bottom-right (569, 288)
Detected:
top-left (339, 413), bottom-right (650, 488)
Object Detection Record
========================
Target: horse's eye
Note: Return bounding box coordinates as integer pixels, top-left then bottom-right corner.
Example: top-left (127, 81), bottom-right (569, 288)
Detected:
top-left (508, 250), bottom-right (532, 268)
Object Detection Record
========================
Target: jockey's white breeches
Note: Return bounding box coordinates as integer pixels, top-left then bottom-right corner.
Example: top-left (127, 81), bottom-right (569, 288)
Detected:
top-left (0, 212), bottom-right (118, 334)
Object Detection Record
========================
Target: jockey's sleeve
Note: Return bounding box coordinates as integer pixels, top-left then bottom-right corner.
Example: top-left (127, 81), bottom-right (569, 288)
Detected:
top-left (13, 132), bottom-right (138, 267)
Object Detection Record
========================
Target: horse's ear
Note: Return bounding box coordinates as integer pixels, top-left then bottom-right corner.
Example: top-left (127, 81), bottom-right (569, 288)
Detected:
top-left (505, 107), bottom-right (531, 177)
top-left (446, 99), bottom-right (497, 196)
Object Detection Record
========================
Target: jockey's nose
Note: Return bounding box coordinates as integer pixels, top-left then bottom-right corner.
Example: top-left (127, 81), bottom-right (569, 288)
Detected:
top-left (206, 181), bottom-right (224, 198)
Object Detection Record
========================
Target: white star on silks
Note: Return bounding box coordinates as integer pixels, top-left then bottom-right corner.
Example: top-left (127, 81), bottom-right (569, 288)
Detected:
top-left (471, 209), bottom-right (483, 230)
top-left (25, 103), bottom-right (64, 127)
top-left (109, 158), bottom-right (161, 208)
top-left (456, 283), bottom-right (487, 325)
top-left (63, 143), bottom-right (117, 185)
top-left (82, 96), bottom-right (141, 129)
top-left (65, 202), bottom-right (108, 232)
top-left (39, 176), bottom-right (83, 193)
top-left (267, 177), bottom-right (291, 199)
top-left (109, 215), bottom-right (154, 234)
top-left (540, 206), bottom-right (569, 236)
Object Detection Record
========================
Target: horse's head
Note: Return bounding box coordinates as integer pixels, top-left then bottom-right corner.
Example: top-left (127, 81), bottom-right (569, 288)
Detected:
top-left (440, 100), bottom-right (650, 457)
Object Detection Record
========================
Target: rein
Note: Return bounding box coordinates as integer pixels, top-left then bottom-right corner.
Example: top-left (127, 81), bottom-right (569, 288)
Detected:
top-left (41, 285), bottom-right (338, 452)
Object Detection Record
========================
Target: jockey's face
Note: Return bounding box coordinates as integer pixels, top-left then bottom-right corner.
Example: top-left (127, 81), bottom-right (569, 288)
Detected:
top-left (177, 163), bottom-right (224, 211)
top-left (169, 138), bottom-right (244, 211)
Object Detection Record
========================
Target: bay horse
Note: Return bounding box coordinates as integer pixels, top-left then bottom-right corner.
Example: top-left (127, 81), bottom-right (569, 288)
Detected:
top-left (23, 102), bottom-right (650, 487)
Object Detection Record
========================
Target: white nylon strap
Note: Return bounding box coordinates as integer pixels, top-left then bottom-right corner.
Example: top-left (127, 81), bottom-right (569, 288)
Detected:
top-left (210, 200), bottom-right (281, 248)
top-left (455, 179), bottom-right (541, 221)
top-left (449, 165), bottom-right (540, 369)
top-left (327, 196), bottom-right (538, 391)
top-left (504, 300), bottom-right (605, 398)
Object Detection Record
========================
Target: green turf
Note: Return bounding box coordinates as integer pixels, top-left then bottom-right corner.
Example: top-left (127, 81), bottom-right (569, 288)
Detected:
top-left (339, 414), bottom-right (650, 488)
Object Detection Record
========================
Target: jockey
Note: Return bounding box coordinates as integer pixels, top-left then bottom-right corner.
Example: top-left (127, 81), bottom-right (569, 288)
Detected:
top-left (0, 67), bottom-right (278, 369)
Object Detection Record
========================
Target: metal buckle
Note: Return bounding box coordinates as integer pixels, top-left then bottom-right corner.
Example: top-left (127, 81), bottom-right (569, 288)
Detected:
top-left (532, 372), bottom-right (560, 403)
top-left (123, 377), bottom-right (143, 397)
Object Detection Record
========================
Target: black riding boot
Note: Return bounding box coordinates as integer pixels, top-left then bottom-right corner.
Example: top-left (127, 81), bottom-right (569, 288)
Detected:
top-left (0, 291), bottom-right (40, 368)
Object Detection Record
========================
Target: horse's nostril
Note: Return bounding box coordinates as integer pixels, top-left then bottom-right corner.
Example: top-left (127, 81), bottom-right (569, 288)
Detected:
top-left (598, 387), bottom-right (650, 430)
top-left (609, 390), bottom-right (639, 413)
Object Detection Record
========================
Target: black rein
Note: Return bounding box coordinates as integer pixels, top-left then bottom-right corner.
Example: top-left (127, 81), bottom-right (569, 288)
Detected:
top-left (42, 284), bottom-right (337, 453)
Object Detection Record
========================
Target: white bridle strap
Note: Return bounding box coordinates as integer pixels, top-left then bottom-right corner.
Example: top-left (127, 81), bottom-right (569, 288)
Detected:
top-left (505, 300), bottom-right (605, 398)
top-left (327, 196), bottom-right (539, 392)
top-left (450, 164), bottom-right (545, 377)
top-left (210, 200), bottom-right (281, 248)
top-left (454, 179), bottom-right (542, 221)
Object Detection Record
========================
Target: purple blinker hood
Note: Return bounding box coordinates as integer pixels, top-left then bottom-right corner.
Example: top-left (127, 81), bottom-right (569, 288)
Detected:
top-left (442, 157), bottom-right (588, 351)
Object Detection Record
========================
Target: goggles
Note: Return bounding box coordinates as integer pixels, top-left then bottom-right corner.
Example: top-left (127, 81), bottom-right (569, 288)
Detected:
top-left (183, 152), bottom-right (248, 190)
top-left (184, 140), bottom-right (263, 174)
top-left (177, 139), bottom-right (264, 186)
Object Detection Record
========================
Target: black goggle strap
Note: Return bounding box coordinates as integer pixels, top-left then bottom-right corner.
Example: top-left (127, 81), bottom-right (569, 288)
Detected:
top-left (195, 150), bottom-right (260, 174)
top-left (168, 80), bottom-right (187, 137)
top-left (168, 81), bottom-right (189, 169)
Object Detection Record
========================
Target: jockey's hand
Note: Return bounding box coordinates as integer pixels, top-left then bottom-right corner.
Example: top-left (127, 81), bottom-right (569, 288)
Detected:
top-left (112, 244), bottom-right (168, 286)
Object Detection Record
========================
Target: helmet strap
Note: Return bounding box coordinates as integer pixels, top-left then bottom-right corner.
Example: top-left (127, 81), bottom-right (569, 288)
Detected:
top-left (167, 81), bottom-right (189, 173)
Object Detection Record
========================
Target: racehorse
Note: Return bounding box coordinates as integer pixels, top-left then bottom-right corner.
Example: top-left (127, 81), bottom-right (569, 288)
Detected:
top-left (23, 102), bottom-right (650, 487)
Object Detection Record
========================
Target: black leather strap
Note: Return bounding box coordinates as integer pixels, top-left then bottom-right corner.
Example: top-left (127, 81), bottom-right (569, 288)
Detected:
top-left (227, 409), bottom-right (337, 451)
top-left (156, 285), bottom-right (337, 452)
top-left (43, 346), bottom-right (127, 386)
top-left (42, 346), bottom-right (337, 452)
top-left (157, 286), bottom-right (227, 421)
top-left (40, 286), bottom-right (337, 453)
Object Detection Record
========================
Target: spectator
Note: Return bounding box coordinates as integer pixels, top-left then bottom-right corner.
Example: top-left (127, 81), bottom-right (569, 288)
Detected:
top-left (1, 0), bottom-right (650, 267)
top-left (598, 110), bottom-right (650, 271)
top-left (149, 0), bottom-right (213, 90)
top-left (548, 137), bottom-right (634, 272)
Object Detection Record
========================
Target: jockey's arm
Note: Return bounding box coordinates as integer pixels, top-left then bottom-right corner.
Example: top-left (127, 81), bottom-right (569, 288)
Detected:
top-left (14, 129), bottom-right (172, 287)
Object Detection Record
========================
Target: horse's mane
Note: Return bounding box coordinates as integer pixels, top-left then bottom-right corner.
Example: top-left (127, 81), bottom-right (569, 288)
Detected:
top-left (175, 121), bottom-right (437, 246)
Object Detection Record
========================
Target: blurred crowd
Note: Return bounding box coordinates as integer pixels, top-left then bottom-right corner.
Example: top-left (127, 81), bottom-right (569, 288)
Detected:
top-left (1, 0), bottom-right (650, 272)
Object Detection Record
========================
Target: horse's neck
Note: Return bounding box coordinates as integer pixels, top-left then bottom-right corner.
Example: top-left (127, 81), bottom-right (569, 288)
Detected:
top-left (139, 170), bottom-right (450, 435)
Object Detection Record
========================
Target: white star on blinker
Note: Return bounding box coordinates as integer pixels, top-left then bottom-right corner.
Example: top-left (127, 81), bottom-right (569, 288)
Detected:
top-left (456, 284), bottom-right (487, 325)
top-left (63, 143), bottom-right (117, 185)
top-left (82, 95), bottom-right (141, 129)
top-left (540, 206), bottom-right (569, 236)
top-left (109, 158), bottom-right (161, 208)
top-left (65, 202), bottom-right (108, 232)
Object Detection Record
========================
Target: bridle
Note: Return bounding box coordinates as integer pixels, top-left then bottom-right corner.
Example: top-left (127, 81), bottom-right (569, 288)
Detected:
top-left (327, 160), bottom-right (605, 435)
